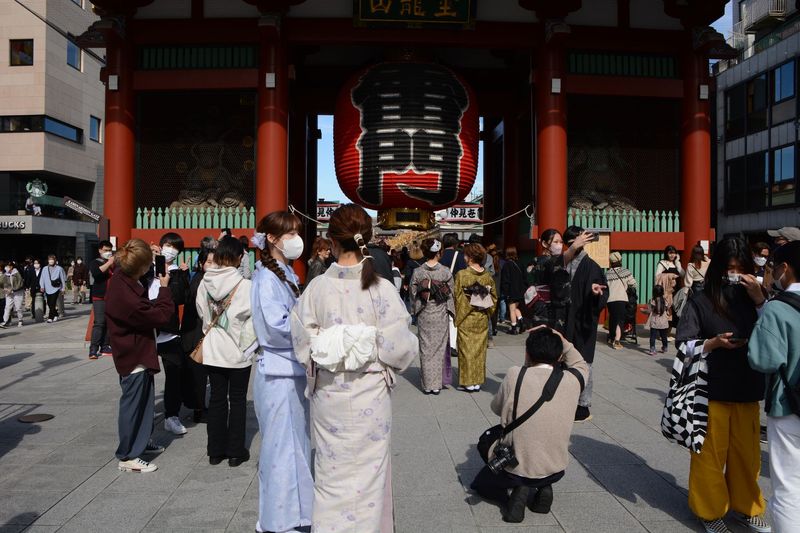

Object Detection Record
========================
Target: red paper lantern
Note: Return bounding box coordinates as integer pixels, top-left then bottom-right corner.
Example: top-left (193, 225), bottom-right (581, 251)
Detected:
top-left (334, 62), bottom-right (479, 213)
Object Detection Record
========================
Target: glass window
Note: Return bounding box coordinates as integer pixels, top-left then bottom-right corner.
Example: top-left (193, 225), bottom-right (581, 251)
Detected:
top-left (67, 41), bottom-right (81, 71)
top-left (44, 117), bottom-right (82, 143)
top-left (772, 145), bottom-right (796, 206)
top-left (9, 39), bottom-right (34, 66)
top-left (71, 0), bottom-right (83, 6)
top-left (746, 151), bottom-right (769, 210)
top-left (726, 84), bottom-right (746, 139)
top-left (773, 61), bottom-right (795, 102)
top-left (89, 116), bottom-right (101, 143)
top-left (1, 115), bottom-right (42, 132)
top-left (726, 157), bottom-right (747, 212)
top-left (747, 74), bottom-right (768, 133)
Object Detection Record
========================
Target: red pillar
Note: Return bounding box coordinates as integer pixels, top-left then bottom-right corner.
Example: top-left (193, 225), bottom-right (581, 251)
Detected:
top-left (103, 36), bottom-right (135, 244)
top-left (535, 43), bottom-right (568, 239)
top-left (256, 20), bottom-right (289, 217)
top-left (680, 51), bottom-right (711, 260)
top-left (502, 115), bottom-right (520, 247)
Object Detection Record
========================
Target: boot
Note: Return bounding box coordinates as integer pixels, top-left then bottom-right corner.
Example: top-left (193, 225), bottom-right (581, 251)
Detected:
top-left (502, 486), bottom-right (529, 523)
top-left (528, 484), bottom-right (553, 514)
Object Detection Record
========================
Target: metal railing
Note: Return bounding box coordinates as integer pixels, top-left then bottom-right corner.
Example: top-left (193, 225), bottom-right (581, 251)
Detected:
top-left (741, 0), bottom-right (789, 32)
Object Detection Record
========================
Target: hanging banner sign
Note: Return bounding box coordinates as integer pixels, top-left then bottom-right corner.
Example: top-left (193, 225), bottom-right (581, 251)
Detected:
top-left (355, 0), bottom-right (476, 29)
top-left (316, 203), bottom-right (341, 221)
top-left (439, 204), bottom-right (482, 223)
top-left (63, 196), bottom-right (102, 223)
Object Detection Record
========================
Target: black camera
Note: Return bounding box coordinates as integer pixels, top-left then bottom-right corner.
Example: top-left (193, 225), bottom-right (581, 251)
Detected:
top-left (487, 443), bottom-right (518, 475)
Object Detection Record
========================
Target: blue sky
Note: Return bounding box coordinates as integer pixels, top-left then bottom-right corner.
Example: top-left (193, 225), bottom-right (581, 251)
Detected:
top-left (316, 3), bottom-right (734, 205)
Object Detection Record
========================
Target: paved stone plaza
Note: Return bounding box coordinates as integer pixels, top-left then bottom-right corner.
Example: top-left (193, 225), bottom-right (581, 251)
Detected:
top-left (0, 304), bottom-right (771, 532)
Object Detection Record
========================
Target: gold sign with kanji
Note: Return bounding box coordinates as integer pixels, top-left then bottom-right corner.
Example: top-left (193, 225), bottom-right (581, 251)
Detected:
top-left (355, 0), bottom-right (475, 29)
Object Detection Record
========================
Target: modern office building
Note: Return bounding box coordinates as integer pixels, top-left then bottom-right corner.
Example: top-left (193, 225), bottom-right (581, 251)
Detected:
top-left (0, 0), bottom-right (104, 261)
top-left (715, 0), bottom-right (800, 240)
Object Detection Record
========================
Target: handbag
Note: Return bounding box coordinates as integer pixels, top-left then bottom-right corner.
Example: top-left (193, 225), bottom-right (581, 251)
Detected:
top-left (190, 281), bottom-right (241, 364)
top-left (465, 282), bottom-right (493, 310)
top-left (478, 365), bottom-right (582, 464)
top-left (660, 339), bottom-right (710, 453)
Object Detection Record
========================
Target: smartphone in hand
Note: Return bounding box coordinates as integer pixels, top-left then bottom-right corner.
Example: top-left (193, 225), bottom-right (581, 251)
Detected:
top-left (155, 254), bottom-right (167, 277)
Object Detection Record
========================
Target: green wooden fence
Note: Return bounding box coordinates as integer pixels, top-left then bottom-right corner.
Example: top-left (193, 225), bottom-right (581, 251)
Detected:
top-left (136, 206), bottom-right (257, 230)
top-left (567, 208), bottom-right (680, 304)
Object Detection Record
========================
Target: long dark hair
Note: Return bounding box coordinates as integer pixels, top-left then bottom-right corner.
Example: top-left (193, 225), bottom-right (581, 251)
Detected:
top-left (703, 237), bottom-right (755, 317)
top-left (257, 211), bottom-right (302, 297)
top-left (663, 245), bottom-right (678, 260)
top-left (652, 285), bottom-right (666, 316)
top-left (328, 204), bottom-right (379, 290)
top-left (690, 245), bottom-right (705, 268)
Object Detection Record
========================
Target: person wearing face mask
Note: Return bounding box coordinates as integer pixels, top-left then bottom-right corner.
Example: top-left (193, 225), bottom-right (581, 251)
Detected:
top-left (150, 232), bottom-right (191, 436)
top-left (196, 236), bottom-right (256, 468)
top-left (23, 258), bottom-right (42, 316)
top-left (40, 255), bottom-right (66, 323)
top-left (105, 238), bottom-right (173, 473)
top-left (1, 261), bottom-right (25, 328)
top-left (748, 241), bottom-right (800, 533)
top-left (676, 237), bottom-right (770, 533)
top-left (71, 257), bottom-right (89, 304)
top-left (90, 241), bottom-right (115, 359)
top-left (751, 242), bottom-right (770, 286)
top-left (249, 212), bottom-right (313, 533)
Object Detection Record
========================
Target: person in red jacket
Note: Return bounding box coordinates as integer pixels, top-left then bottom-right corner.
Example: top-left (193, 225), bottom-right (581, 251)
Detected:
top-left (105, 239), bottom-right (174, 473)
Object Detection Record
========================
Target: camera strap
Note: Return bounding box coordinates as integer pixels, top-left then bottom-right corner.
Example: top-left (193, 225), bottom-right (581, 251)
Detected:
top-left (504, 365), bottom-right (565, 437)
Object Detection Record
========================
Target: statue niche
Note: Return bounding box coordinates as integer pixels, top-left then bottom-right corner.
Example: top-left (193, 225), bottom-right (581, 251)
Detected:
top-left (171, 138), bottom-right (247, 209)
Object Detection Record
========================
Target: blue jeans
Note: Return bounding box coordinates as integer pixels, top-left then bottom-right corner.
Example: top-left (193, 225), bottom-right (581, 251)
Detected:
top-left (498, 298), bottom-right (508, 322)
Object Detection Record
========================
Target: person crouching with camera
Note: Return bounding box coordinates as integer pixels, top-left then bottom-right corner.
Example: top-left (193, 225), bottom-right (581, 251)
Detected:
top-left (471, 326), bottom-right (588, 523)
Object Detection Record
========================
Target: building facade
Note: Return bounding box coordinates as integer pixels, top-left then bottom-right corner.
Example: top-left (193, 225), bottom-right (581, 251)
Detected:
top-left (0, 0), bottom-right (104, 261)
top-left (715, 0), bottom-right (800, 239)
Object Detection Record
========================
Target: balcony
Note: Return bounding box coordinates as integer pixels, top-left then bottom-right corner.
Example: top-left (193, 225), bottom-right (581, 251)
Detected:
top-left (741, 0), bottom-right (791, 33)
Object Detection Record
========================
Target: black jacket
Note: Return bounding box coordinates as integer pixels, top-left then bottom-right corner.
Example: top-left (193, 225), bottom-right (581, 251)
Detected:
top-left (366, 244), bottom-right (394, 283)
top-left (565, 256), bottom-right (609, 364)
top-left (23, 265), bottom-right (40, 291)
top-left (90, 258), bottom-right (111, 299)
top-left (500, 260), bottom-right (527, 302)
top-left (676, 289), bottom-right (764, 403)
top-left (439, 248), bottom-right (467, 275)
top-left (180, 271), bottom-right (205, 353)
top-left (159, 267), bottom-right (189, 336)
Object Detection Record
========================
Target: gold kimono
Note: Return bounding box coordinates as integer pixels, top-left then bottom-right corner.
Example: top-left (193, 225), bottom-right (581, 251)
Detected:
top-left (454, 266), bottom-right (497, 386)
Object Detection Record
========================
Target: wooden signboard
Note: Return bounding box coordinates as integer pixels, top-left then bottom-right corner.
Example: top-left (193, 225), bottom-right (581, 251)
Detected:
top-left (355, 0), bottom-right (475, 29)
top-left (584, 229), bottom-right (611, 269)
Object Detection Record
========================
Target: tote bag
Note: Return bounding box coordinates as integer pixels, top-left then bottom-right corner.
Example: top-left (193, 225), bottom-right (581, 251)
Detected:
top-left (660, 340), bottom-right (709, 453)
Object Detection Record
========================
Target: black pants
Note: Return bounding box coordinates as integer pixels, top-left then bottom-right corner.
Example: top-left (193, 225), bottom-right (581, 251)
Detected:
top-left (607, 301), bottom-right (627, 342)
top-left (158, 338), bottom-right (185, 418)
top-left (471, 466), bottom-right (564, 505)
top-left (206, 365), bottom-right (251, 458)
top-left (45, 292), bottom-right (59, 320)
top-left (650, 328), bottom-right (669, 351)
top-left (116, 370), bottom-right (155, 461)
top-left (90, 299), bottom-right (109, 352)
top-left (188, 358), bottom-right (208, 410)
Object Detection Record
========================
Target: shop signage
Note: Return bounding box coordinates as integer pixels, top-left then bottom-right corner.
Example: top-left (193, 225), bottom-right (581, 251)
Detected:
top-left (316, 203), bottom-right (340, 221)
top-left (440, 204), bottom-right (482, 222)
top-left (355, 0), bottom-right (475, 29)
top-left (0, 220), bottom-right (26, 230)
top-left (63, 196), bottom-right (102, 223)
top-left (26, 179), bottom-right (47, 198)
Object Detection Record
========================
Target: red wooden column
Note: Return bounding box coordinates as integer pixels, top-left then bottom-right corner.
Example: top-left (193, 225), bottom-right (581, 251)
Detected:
top-left (534, 43), bottom-right (568, 237)
top-left (502, 115), bottom-right (520, 247)
top-left (680, 51), bottom-right (711, 260)
top-left (256, 17), bottom-right (289, 217)
top-left (103, 35), bottom-right (136, 244)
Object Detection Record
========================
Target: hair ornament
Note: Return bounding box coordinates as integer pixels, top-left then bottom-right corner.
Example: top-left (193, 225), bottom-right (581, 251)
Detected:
top-left (250, 232), bottom-right (267, 251)
top-left (430, 239), bottom-right (442, 253)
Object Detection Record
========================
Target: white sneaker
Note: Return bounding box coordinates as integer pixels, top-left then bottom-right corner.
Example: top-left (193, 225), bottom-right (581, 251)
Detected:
top-left (118, 457), bottom-right (157, 473)
top-left (46, 319), bottom-right (53, 323)
top-left (164, 416), bottom-right (187, 435)
top-left (53, 316), bottom-right (58, 322)
top-left (17, 322), bottom-right (22, 328)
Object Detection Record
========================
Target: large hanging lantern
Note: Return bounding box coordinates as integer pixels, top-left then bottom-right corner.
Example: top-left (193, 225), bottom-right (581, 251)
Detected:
top-left (334, 62), bottom-right (479, 229)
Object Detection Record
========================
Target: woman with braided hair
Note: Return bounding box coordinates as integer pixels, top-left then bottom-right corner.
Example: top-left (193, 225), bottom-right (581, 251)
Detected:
top-left (249, 211), bottom-right (313, 533)
top-left (291, 203), bottom-right (418, 533)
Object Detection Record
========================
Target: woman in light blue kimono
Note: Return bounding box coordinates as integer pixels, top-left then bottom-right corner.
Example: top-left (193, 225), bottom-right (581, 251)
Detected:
top-left (250, 211), bottom-right (313, 533)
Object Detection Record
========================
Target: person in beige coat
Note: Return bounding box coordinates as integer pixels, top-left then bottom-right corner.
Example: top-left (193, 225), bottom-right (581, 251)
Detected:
top-left (471, 326), bottom-right (588, 523)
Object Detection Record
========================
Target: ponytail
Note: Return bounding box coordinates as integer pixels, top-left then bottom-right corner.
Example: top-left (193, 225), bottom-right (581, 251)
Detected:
top-left (260, 248), bottom-right (300, 297)
top-left (328, 204), bottom-right (379, 291)
top-left (353, 232), bottom-right (378, 291)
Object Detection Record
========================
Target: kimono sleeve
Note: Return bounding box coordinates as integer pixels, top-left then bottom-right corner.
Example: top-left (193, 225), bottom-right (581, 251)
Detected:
top-left (409, 268), bottom-right (423, 316)
top-left (454, 271), bottom-right (471, 327)
top-left (252, 270), bottom-right (294, 354)
top-left (374, 281), bottom-right (419, 372)
top-left (446, 271), bottom-right (456, 317)
top-left (290, 286), bottom-right (320, 368)
top-left (487, 276), bottom-right (498, 316)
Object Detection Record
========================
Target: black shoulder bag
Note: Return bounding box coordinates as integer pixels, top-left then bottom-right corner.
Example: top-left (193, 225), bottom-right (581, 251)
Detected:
top-left (767, 292), bottom-right (800, 416)
top-left (48, 267), bottom-right (62, 288)
top-left (478, 364), bottom-right (585, 464)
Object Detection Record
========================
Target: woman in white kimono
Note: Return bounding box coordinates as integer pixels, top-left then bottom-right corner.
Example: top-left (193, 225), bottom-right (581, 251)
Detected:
top-left (250, 212), bottom-right (313, 533)
top-left (291, 204), bottom-right (418, 533)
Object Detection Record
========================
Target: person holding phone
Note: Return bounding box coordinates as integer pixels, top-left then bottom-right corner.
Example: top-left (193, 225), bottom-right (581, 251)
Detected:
top-left (561, 226), bottom-right (608, 422)
top-left (675, 237), bottom-right (770, 533)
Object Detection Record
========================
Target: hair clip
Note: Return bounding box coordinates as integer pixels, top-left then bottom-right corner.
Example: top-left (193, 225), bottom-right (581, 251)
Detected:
top-left (250, 232), bottom-right (267, 251)
top-left (353, 233), bottom-right (364, 244)
top-left (430, 239), bottom-right (442, 253)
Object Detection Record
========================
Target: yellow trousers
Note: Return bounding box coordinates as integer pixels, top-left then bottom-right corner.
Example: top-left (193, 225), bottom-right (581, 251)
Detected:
top-left (688, 401), bottom-right (766, 520)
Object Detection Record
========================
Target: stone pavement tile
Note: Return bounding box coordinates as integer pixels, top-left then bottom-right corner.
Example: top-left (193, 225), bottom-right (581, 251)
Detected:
top-left (442, 429), bottom-right (485, 471)
top-left (38, 443), bottom-right (116, 467)
top-left (589, 414), bottom-right (667, 446)
top-left (623, 440), bottom-right (692, 492)
top-left (642, 519), bottom-right (705, 532)
top-left (0, 491), bottom-right (67, 527)
top-left (0, 465), bottom-right (101, 493)
top-left (17, 527), bottom-right (61, 533)
top-left (550, 492), bottom-right (648, 532)
top-left (57, 491), bottom-right (167, 533)
top-left (224, 479), bottom-right (259, 533)
top-left (568, 430), bottom-right (645, 466)
top-left (394, 494), bottom-right (479, 533)
top-left (553, 460), bottom-right (605, 493)
top-left (586, 463), bottom-right (695, 522)
top-left (33, 462), bottom-right (121, 526)
top-left (0, 442), bottom-right (58, 464)
top-left (0, 527), bottom-right (26, 533)
top-left (393, 447), bottom-right (464, 498)
top-left (480, 527), bottom-right (564, 533)
top-left (465, 492), bottom-right (559, 528)
top-left (104, 458), bottom-right (197, 494)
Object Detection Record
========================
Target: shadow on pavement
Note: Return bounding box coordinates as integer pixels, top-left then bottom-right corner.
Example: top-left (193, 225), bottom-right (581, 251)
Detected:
top-left (0, 351), bottom-right (34, 370)
top-left (0, 354), bottom-right (80, 393)
top-left (0, 403), bottom-right (43, 461)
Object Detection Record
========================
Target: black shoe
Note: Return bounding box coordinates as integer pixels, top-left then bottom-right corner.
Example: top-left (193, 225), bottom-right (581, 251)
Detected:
top-left (502, 486), bottom-right (529, 523)
top-left (228, 451), bottom-right (250, 467)
top-left (528, 484), bottom-right (553, 514)
top-left (209, 456), bottom-right (225, 465)
top-left (574, 406), bottom-right (592, 422)
top-left (508, 324), bottom-right (519, 335)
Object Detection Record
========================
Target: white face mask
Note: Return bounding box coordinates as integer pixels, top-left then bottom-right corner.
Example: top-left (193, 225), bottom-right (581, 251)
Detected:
top-left (77, 259), bottom-right (82, 264)
top-left (161, 246), bottom-right (179, 263)
top-left (754, 256), bottom-right (767, 267)
top-left (101, 251), bottom-right (113, 260)
top-left (4, 266), bottom-right (11, 273)
top-left (33, 263), bottom-right (40, 269)
top-left (549, 243), bottom-right (563, 255)
top-left (726, 271), bottom-right (741, 284)
top-left (276, 235), bottom-right (304, 261)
